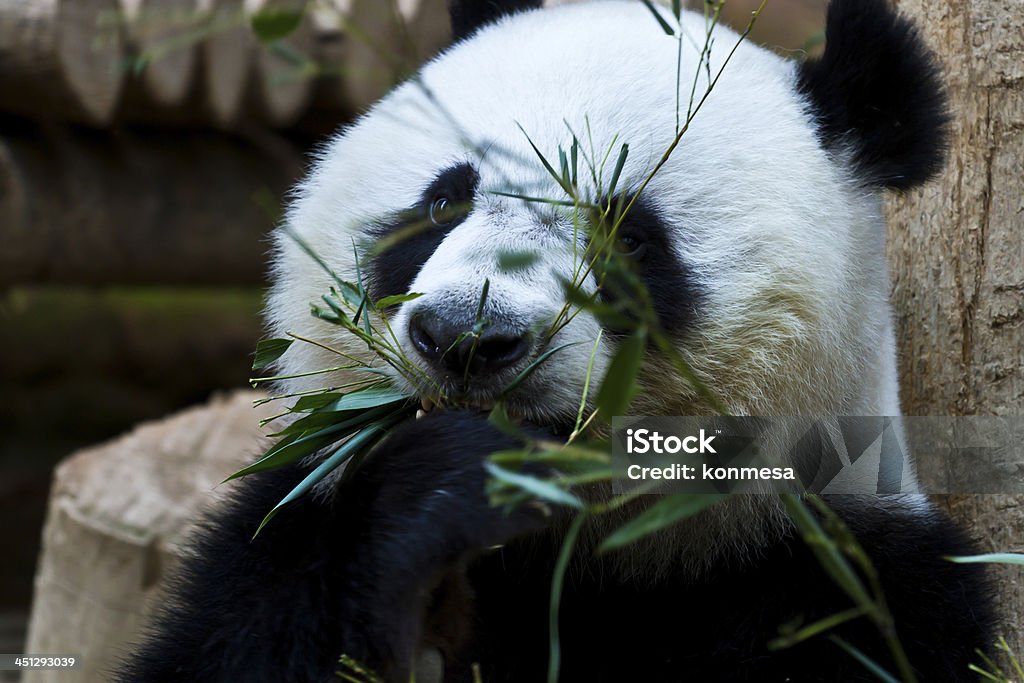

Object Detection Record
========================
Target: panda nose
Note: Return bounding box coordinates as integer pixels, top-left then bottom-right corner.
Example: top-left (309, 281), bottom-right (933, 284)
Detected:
top-left (408, 312), bottom-right (531, 377)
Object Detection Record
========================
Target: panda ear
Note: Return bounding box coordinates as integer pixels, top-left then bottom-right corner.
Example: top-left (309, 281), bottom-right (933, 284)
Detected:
top-left (796, 0), bottom-right (949, 190)
top-left (447, 0), bottom-right (543, 42)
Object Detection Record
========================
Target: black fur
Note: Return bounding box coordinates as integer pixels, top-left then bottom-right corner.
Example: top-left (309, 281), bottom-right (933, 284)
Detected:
top-left (595, 195), bottom-right (702, 335)
top-left (117, 410), bottom-right (553, 682)
top-left (796, 0), bottom-right (949, 190)
top-left (464, 496), bottom-right (993, 682)
top-left (447, 0), bottom-right (543, 42)
top-left (120, 411), bottom-right (993, 682)
top-left (366, 163), bottom-right (479, 303)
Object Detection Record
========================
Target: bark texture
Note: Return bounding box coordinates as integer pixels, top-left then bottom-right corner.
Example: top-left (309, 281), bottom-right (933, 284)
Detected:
top-left (887, 0), bottom-right (1024, 652)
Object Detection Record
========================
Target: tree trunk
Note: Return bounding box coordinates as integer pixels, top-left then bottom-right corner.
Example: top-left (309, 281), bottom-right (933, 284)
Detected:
top-left (887, 0), bottom-right (1024, 653)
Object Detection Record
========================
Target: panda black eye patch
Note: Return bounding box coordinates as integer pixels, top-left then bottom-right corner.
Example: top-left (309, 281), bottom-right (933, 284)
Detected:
top-left (593, 195), bottom-right (702, 335)
top-left (365, 162), bottom-right (480, 303)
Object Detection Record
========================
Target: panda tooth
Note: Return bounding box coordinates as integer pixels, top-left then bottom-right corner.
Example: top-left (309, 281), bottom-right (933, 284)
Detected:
top-left (527, 500), bottom-right (552, 518)
top-left (416, 409), bottom-right (427, 420)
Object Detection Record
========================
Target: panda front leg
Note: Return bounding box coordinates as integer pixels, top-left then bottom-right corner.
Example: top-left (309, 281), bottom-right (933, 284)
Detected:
top-left (119, 409), bottom-right (554, 683)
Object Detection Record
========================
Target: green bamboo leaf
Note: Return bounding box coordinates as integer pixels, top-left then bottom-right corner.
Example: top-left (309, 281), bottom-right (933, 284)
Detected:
top-left (291, 392), bottom-right (344, 412)
top-left (595, 328), bottom-right (646, 420)
top-left (558, 146), bottom-right (570, 191)
top-left (829, 637), bottom-right (902, 683)
top-left (271, 401), bottom-right (400, 439)
top-left (497, 250), bottom-right (540, 272)
top-left (782, 495), bottom-right (872, 607)
top-left (225, 423), bottom-right (350, 482)
top-left (253, 417), bottom-right (398, 537)
top-left (252, 338), bottom-right (294, 370)
top-left (487, 402), bottom-right (523, 438)
top-left (640, 0), bottom-right (675, 35)
top-left (672, 0), bottom-right (682, 19)
top-left (229, 389), bottom-right (408, 479)
top-left (570, 136), bottom-right (579, 187)
top-left (488, 449), bottom-right (537, 465)
top-left (501, 341), bottom-right (585, 397)
top-left (768, 606), bottom-right (869, 650)
top-left (548, 513), bottom-right (587, 683)
top-left (516, 124), bottom-right (576, 198)
top-left (322, 291), bottom-right (346, 315)
top-left (320, 386), bottom-right (411, 412)
top-left (250, 8), bottom-right (303, 43)
top-left (489, 191), bottom-right (581, 208)
top-left (606, 143), bottom-right (629, 201)
top-left (311, 305), bottom-right (343, 325)
top-left (374, 292), bottom-right (424, 308)
top-left (484, 463), bottom-right (584, 509)
top-left (947, 553), bottom-right (1024, 565)
top-left (490, 444), bottom-right (608, 467)
top-left (599, 493), bottom-right (725, 553)
top-left (335, 281), bottom-right (364, 307)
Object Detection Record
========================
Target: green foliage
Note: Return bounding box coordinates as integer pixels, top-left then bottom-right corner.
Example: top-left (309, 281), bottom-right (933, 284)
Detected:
top-left (595, 328), bottom-right (646, 421)
top-left (250, 8), bottom-right (304, 43)
top-left (496, 250), bottom-right (540, 272)
top-left (948, 553), bottom-right (1024, 566)
top-left (599, 493), bottom-right (726, 553)
top-left (252, 338), bottom-right (293, 370)
top-left (970, 637), bottom-right (1024, 683)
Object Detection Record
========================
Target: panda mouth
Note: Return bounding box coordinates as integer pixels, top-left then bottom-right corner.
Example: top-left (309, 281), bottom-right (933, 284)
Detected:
top-left (415, 395), bottom-right (497, 419)
top-left (413, 386), bottom-right (545, 421)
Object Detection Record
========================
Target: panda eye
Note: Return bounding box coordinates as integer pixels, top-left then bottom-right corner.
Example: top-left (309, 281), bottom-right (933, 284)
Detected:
top-left (429, 196), bottom-right (458, 227)
top-left (615, 235), bottom-right (647, 258)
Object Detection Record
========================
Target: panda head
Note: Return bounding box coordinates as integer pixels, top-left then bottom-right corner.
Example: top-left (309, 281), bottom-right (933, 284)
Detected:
top-left (267, 0), bottom-right (946, 427)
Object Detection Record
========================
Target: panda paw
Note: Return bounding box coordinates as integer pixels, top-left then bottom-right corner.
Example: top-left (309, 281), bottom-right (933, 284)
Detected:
top-left (333, 408), bottom-right (557, 679)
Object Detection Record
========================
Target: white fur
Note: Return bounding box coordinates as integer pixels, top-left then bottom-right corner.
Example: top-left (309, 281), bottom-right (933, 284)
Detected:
top-left (266, 1), bottom-right (921, 525)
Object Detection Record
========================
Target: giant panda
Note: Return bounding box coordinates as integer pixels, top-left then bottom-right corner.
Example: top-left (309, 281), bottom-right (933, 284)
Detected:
top-left (121, 0), bottom-right (995, 681)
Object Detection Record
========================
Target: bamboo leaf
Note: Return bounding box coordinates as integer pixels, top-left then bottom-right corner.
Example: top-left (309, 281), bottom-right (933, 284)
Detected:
top-left (782, 495), bottom-right (873, 607)
top-left (252, 338), bottom-right (294, 370)
top-left (829, 637), bottom-right (902, 683)
top-left (606, 143), bottom-right (630, 200)
top-left (319, 386), bottom-right (411, 412)
top-left (595, 328), bottom-right (646, 420)
top-left (548, 513), bottom-right (587, 683)
top-left (768, 606), bottom-right (869, 650)
top-left (487, 403), bottom-right (524, 438)
top-left (599, 493), bottom-right (725, 552)
top-left (374, 292), bottom-right (424, 309)
top-left (484, 463), bottom-right (584, 509)
top-left (640, 0), bottom-right (675, 35)
top-left (947, 553), bottom-right (1024, 565)
top-left (497, 250), bottom-right (540, 272)
top-left (226, 422), bottom-right (352, 481)
top-left (291, 392), bottom-right (344, 412)
top-left (516, 124), bottom-right (576, 198)
top-left (501, 341), bottom-right (585, 396)
top-left (250, 8), bottom-right (303, 43)
top-left (271, 401), bottom-right (400, 439)
top-left (253, 418), bottom-right (398, 537)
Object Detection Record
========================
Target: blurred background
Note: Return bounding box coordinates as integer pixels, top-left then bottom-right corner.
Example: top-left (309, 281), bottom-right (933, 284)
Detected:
top-left (0, 0), bottom-right (823, 674)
